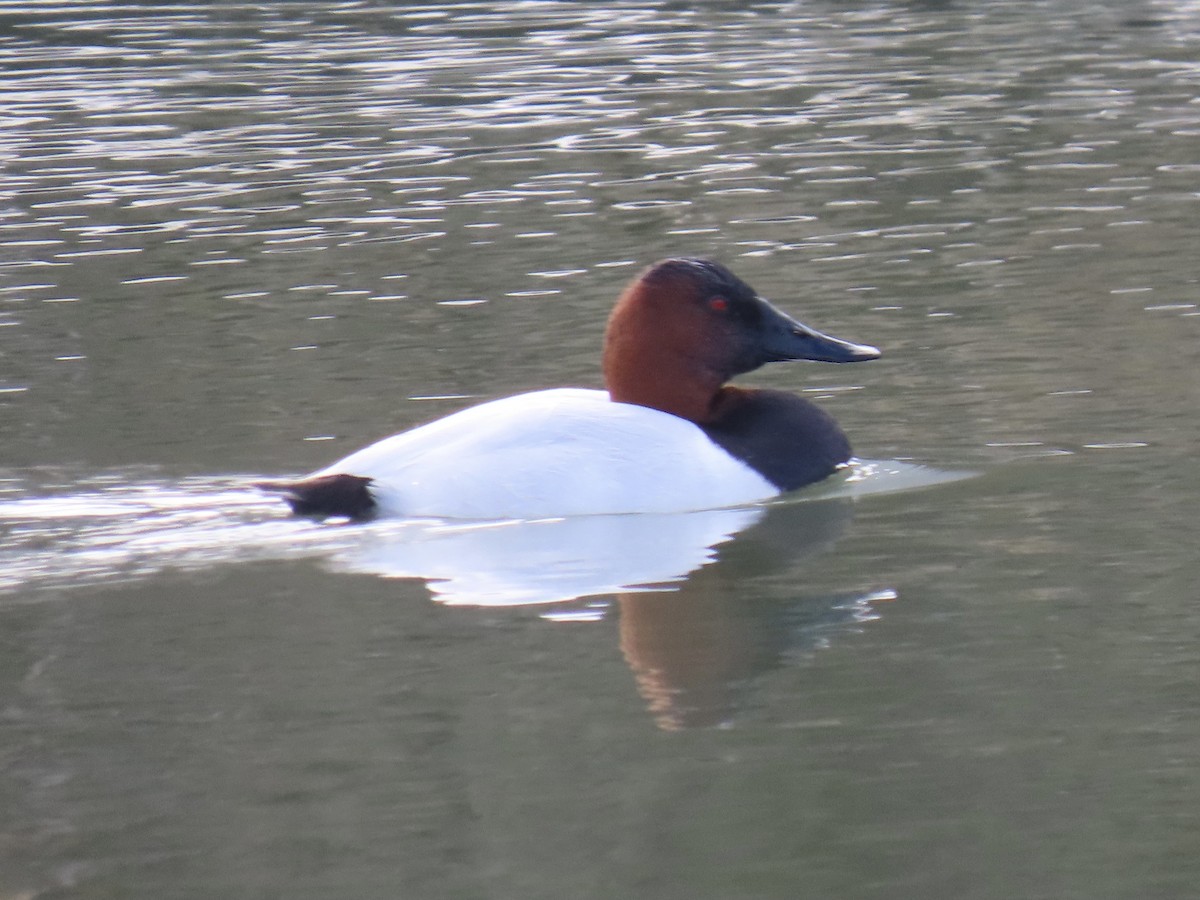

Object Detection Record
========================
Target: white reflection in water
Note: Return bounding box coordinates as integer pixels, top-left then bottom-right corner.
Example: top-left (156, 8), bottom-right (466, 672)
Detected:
top-left (339, 507), bottom-right (763, 606)
top-left (0, 460), bottom-right (963, 605)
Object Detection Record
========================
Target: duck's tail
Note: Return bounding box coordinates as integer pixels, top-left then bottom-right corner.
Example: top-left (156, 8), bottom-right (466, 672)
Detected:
top-left (256, 473), bottom-right (377, 521)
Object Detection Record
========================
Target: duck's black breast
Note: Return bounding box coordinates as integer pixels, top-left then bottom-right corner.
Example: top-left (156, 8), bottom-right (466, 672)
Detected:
top-left (701, 388), bottom-right (853, 492)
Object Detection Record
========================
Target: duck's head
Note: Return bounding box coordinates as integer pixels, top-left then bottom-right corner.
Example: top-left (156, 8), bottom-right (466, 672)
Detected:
top-left (602, 258), bottom-right (880, 423)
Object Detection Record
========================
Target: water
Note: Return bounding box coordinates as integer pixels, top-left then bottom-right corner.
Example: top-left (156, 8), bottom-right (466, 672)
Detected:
top-left (2, 2), bottom-right (1200, 897)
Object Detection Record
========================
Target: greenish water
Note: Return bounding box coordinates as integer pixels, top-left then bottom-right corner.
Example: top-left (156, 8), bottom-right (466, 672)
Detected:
top-left (2, 2), bottom-right (1199, 898)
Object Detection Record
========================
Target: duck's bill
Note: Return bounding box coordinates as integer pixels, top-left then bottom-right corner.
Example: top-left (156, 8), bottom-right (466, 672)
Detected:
top-left (759, 298), bottom-right (881, 363)
top-left (779, 323), bottom-right (881, 363)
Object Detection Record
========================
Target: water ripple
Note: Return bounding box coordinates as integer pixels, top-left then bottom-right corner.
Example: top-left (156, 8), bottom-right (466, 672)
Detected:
top-left (1, 0), bottom-right (1198, 490)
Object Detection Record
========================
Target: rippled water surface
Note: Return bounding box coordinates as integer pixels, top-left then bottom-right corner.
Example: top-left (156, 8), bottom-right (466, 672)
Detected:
top-left (3, 2), bottom-right (1200, 898)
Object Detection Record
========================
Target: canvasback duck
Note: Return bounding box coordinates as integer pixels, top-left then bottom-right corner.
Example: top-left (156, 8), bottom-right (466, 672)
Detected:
top-left (266, 258), bottom-right (880, 520)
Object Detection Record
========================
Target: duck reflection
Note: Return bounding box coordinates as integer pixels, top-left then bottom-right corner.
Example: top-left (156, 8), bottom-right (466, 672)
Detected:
top-left (336, 504), bottom-right (765, 606)
top-left (617, 502), bottom-right (892, 729)
top-left (332, 499), bottom-right (893, 729)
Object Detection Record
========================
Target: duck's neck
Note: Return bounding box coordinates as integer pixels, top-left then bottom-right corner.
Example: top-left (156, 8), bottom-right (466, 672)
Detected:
top-left (602, 298), bottom-right (724, 424)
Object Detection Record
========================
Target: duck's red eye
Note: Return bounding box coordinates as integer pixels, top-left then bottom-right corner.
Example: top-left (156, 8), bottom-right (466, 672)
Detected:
top-left (709, 296), bottom-right (728, 312)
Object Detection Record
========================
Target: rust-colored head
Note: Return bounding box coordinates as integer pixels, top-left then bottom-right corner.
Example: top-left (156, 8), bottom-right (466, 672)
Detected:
top-left (602, 258), bottom-right (879, 424)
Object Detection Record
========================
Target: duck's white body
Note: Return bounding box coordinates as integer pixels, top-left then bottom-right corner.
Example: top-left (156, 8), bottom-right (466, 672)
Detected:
top-left (314, 388), bottom-right (776, 520)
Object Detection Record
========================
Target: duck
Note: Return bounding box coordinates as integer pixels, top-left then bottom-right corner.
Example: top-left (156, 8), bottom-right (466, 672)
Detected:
top-left (263, 258), bottom-right (880, 521)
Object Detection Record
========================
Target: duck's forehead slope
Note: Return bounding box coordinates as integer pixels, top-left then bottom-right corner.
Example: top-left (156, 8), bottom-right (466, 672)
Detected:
top-left (644, 257), bottom-right (758, 304)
